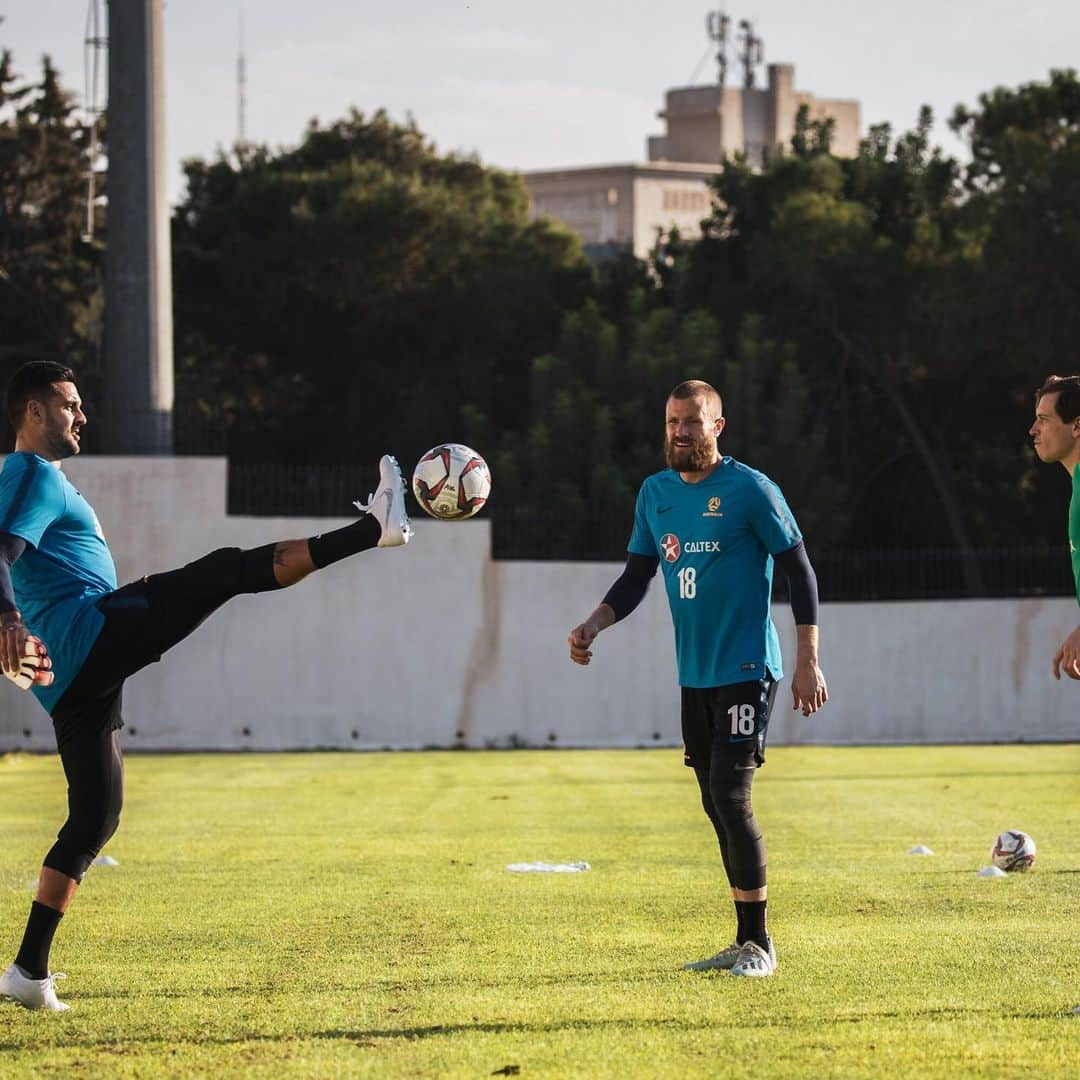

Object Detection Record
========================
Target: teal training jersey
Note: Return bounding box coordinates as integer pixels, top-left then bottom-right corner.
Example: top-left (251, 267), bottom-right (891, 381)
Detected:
top-left (628, 457), bottom-right (802, 688)
top-left (1071, 466), bottom-right (1080, 607)
top-left (0, 453), bottom-right (116, 712)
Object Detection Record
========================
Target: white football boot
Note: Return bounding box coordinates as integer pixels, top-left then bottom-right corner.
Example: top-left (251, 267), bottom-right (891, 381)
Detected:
top-left (730, 939), bottom-right (778, 978)
top-left (354, 455), bottom-right (412, 548)
top-left (682, 942), bottom-right (742, 971)
top-left (0, 963), bottom-right (69, 1011)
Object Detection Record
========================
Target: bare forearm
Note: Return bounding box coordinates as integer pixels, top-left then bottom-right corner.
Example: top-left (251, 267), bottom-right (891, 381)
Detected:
top-left (790, 624), bottom-right (827, 715)
top-left (795, 624), bottom-right (819, 664)
top-left (584, 603), bottom-right (616, 636)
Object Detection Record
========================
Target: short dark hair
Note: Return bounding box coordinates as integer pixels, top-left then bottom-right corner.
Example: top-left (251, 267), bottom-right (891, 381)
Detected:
top-left (1035, 375), bottom-right (1080, 423)
top-left (669, 379), bottom-right (723, 417)
top-left (5, 361), bottom-right (77, 432)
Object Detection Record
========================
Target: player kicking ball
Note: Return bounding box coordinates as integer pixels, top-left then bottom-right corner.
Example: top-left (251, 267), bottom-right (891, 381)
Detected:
top-left (0, 361), bottom-right (411, 1011)
top-left (568, 380), bottom-right (827, 978)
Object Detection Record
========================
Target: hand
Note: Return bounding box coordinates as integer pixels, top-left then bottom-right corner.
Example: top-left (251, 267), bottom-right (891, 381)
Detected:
top-left (791, 658), bottom-right (828, 716)
top-left (0, 616), bottom-right (31, 677)
top-left (568, 621), bottom-right (600, 666)
top-left (1052, 625), bottom-right (1080, 680)
top-left (1, 627), bottom-right (53, 690)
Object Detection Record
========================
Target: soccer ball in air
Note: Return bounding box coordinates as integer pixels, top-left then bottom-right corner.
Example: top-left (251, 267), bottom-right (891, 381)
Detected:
top-left (411, 443), bottom-right (492, 520)
top-left (990, 830), bottom-right (1036, 873)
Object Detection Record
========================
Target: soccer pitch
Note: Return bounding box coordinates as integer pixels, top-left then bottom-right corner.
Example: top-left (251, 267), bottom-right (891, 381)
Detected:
top-left (1, 745), bottom-right (1078, 1078)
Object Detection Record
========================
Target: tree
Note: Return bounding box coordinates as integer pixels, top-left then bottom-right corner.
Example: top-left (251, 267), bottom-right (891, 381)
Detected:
top-left (658, 104), bottom-right (998, 584)
top-left (951, 69), bottom-right (1080, 533)
top-left (0, 50), bottom-right (103, 445)
top-left (171, 109), bottom-right (589, 465)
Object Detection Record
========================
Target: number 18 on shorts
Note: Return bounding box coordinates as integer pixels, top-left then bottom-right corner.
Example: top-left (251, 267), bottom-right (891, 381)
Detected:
top-left (681, 677), bottom-right (778, 770)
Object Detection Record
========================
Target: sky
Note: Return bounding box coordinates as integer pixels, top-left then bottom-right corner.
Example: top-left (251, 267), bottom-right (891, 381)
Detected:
top-left (2, 0), bottom-right (1079, 203)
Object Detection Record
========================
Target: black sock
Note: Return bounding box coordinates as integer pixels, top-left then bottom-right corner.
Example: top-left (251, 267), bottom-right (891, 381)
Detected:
top-left (307, 515), bottom-right (381, 569)
top-left (734, 899), bottom-right (768, 948)
top-left (14, 901), bottom-right (63, 980)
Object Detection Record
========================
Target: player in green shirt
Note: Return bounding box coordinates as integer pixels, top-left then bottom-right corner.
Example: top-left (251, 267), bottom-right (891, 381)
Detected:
top-left (1029, 375), bottom-right (1080, 679)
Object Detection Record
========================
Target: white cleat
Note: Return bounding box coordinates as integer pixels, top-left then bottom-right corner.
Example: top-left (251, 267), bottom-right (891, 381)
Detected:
top-left (730, 939), bottom-right (778, 978)
top-left (354, 455), bottom-right (412, 548)
top-left (0, 963), bottom-right (69, 1011)
top-left (683, 941), bottom-right (742, 971)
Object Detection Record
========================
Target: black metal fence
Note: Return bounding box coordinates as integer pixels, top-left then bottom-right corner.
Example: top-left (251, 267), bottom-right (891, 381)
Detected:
top-left (222, 464), bottom-right (1075, 602)
top-left (786, 546), bottom-right (1074, 603)
top-left (228, 463), bottom-right (383, 518)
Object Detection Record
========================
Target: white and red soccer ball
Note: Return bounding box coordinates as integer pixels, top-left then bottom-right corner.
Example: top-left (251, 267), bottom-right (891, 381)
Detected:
top-left (990, 829), bottom-right (1036, 873)
top-left (411, 443), bottom-right (491, 521)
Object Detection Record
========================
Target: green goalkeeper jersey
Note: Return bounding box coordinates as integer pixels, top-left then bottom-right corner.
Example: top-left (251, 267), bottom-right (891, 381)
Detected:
top-left (1071, 466), bottom-right (1080, 606)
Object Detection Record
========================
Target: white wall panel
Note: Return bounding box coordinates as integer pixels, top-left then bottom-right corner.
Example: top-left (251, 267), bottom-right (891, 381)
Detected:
top-left (1, 458), bottom-right (1076, 751)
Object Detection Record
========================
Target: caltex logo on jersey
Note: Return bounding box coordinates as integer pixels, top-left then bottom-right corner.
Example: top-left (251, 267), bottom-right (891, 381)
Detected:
top-left (660, 533), bottom-right (681, 562)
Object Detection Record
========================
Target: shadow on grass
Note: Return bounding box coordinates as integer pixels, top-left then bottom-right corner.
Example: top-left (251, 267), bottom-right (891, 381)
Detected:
top-left (763, 770), bottom-right (1080, 784)
top-left (1, 1004), bottom-right (1068, 1053)
top-left (60, 966), bottom-right (676, 1004)
top-left (923, 869), bottom-right (1080, 876)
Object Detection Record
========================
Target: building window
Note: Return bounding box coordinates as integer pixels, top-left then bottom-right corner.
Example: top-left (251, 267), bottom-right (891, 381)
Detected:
top-left (661, 189), bottom-right (708, 212)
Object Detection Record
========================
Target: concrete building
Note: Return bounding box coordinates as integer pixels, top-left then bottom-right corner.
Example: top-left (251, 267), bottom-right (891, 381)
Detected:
top-left (648, 62), bottom-right (860, 167)
top-left (524, 161), bottom-right (722, 261)
top-left (523, 61), bottom-right (860, 259)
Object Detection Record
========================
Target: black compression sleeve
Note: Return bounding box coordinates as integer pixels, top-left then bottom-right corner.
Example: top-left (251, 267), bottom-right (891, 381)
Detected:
top-left (602, 553), bottom-right (660, 622)
top-left (774, 540), bottom-right (819, 626)
top-left (0, 532), bottom-right (27, 619)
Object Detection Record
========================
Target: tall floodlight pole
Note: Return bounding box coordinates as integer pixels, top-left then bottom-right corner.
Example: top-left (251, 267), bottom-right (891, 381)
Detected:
top-left (103, 0), bottom-right (173, 454)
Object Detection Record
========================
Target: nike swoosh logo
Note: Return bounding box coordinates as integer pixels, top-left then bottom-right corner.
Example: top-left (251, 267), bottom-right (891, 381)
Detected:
top-left (657, 506), bottom-right (673, 514)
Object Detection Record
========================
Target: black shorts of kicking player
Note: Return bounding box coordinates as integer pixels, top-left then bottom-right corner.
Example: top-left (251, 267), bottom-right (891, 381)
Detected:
top-left (681, 675), bottom-right (779, 772)
top-left (50, 549), bottom-right (244, 749)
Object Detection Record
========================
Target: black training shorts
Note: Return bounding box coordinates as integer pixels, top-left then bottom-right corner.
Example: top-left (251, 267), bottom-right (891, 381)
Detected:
top-left (681, 676), bottom-right (778, 771)
top-left (50, 549), bottom-right (246, 747)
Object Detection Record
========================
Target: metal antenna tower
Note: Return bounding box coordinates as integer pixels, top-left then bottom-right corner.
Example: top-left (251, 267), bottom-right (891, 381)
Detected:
top-left (83, 0), bottom-right (107, 241)
top-left (737, 18), bottom-right (764, 89)
top-left (237, 8), bottom-right (247, 146)
top-left (705, 10), bottom-right (732, 88)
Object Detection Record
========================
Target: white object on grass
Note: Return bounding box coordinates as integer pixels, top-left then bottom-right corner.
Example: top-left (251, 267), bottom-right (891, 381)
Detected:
top-left (977, 865), bottom-right (1008, 878)
top-left (91, 855), bottom-right (119, 867)
top-left (505, 861), bottom-right (590, 873)
top-left (907, 845), bottom-right (934, 855)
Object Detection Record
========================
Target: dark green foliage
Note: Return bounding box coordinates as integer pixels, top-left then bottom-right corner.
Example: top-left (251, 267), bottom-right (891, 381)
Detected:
top-left (171, 109), bottom-right (589, 465)
top-left (506, 77), bottom-right (1080, 572)
top-left (0, 50), bottom-right (103, 446)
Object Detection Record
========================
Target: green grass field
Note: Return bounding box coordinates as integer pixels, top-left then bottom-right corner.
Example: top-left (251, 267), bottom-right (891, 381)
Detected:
top-left (1, 745), bottom-right (1078, 1078)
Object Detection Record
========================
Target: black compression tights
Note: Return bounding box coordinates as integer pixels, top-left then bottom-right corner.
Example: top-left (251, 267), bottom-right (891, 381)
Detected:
top-left (43, 727), bottom-right (124, 883)
top-left (692, 764), bottom-right (767, 892)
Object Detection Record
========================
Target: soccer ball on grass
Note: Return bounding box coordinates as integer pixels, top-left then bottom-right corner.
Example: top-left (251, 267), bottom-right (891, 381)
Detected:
top-left (411, 443), bottom-right (491, 520)
top-left (990, 830), bottom-right (1036, 873)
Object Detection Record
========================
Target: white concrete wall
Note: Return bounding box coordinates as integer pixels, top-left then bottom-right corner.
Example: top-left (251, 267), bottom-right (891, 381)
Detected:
top-left (2, 458), bottom-right (1077, 751)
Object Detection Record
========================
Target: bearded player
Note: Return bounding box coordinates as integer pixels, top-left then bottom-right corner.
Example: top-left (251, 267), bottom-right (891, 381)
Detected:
top-left (568, 380), bottom-right (827, 977)
top-left (0, 361), bottom-right (411, 1011)
top-left (1029, 374), bottom-right (1080, 679)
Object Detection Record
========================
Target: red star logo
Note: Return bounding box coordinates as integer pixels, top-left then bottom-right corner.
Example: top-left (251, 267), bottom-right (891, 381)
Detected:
top-left (660, 533), bottom-right (681, 562)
